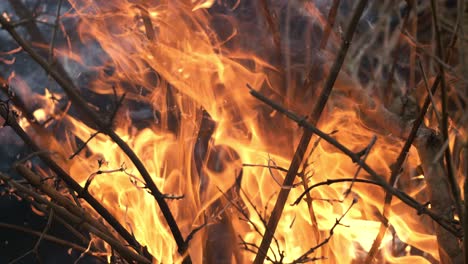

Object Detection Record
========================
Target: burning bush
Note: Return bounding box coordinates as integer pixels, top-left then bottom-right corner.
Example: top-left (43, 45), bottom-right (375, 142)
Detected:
top-left (0, 0), bottom-right (466, 263)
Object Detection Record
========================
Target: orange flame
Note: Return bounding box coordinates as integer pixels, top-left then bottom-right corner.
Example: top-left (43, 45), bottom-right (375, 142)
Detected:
top-left (17, 1), bottom-right (446, 263)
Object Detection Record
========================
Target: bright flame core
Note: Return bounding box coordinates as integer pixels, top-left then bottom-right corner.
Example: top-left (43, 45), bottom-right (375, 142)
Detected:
top-left (20, 1), bottom-right (442, 263)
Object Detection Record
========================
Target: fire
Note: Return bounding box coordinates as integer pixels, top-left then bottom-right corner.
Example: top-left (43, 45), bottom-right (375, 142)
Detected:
top-left (3, 0), bottom-right (460, 263)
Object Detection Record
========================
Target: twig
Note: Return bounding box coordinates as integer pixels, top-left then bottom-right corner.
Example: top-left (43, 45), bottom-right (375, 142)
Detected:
top-left (429, 2), bottom-right (464, 263)
top-left (266, 157), bottom-right (303, 189)
top-left (293, 178), bottom-right (383, 205)
top-left (184, 221), bottom-right (207, 246)
top-left (319, 0), bottom-right (341, 49)
top-left (74, 238), bottom-right (96, 264)
top-left (292, 198), bottom-right (357, 263)
top-left (252, 1), bottom-right (369, 263)
top-left (382, 0), bottom-right (413, 103)
top-left (418, 60), bottom-right (441, 123)
top-left (0, 77), bottom-right (36, 122)
top-left (0, 16), bottom-right (190, 261)
top-left (248, 86), bottom-right (459, 237)
top-left (6, 186), bottom-right (90, 245)
top-left (241, 188), bottom-right (283, 261)
top-left (297, 136), bottom-right (323, 247)
top-left (69, 92), bottom-right (125, 160)
top-left (83, 166), bottom-right (126, 193)
top-left (343, 135), bottom-right (376, 198)
top-left (14, 164), bottom-right (115, 239)
top-left (48, 0), bottom-right (63, 64)
top-left (259, 0), bottom-right (281, 58)
top-left (69, 132), bottom-right (99, 160)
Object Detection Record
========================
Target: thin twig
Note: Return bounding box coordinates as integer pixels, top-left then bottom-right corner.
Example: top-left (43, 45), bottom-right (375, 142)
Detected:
top-left (252, 2), bottom-right (369, 262)
top-left (48, 0), bottom-right (63, 63)
top-left (418, 60), bottom-right (441, 123)
top-left (382, 0), bottom-right (413, 103)
top-left (8, 208), bottom-right (54, 264)
top-left (293, 178), bottom-right (383, 205)
top-left (292, 198), bottom-right (357, 263)
top-left (343, 135), bottom-right (376, 198)
top-left (184, 221), bottom-right (207, 246)
top-left (69, 132), bottom-right (99, 160)
top-left (259, 0), bottom-right (283, 91)
top-left (74, 238), bottom-right (96, 264)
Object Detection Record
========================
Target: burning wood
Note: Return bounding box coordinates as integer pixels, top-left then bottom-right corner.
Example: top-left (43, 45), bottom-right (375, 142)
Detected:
top-left (0, 0), bottom-right (466, 263)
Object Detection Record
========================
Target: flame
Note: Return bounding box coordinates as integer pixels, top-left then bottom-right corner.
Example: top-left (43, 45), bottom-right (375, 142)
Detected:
top-left (14, 1), bottom-right (450, 263)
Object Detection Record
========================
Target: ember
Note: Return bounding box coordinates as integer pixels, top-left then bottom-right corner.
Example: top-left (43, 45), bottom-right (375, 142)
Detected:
top-left (0, 0), bottom-right (466, 263)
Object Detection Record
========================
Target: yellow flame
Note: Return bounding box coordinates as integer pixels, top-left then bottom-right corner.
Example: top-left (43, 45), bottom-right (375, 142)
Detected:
top-left (23, 1), bottom-right (446, 263)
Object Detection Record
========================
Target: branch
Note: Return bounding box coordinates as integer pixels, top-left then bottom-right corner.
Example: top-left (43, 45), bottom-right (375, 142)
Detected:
top-left (252, 1), bottom-right (369, 263)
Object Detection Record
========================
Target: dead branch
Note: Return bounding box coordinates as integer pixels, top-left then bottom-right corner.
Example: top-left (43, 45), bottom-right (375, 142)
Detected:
top-left (253, 1), bottom-right (369, 262)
